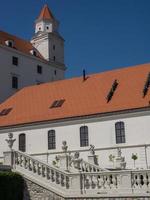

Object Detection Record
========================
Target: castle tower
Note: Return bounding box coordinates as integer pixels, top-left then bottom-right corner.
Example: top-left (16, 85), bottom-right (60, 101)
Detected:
top-left (31, 5), bottom-right (65, 69)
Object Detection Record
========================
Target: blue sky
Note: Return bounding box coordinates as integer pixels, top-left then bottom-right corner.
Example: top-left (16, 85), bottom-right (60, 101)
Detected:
top-left (0, 0), bottom-right (150, 78)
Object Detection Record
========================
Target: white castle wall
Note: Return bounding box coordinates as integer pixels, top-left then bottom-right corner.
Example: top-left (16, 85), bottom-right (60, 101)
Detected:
top-left (0, 109), bottom-right (150, 169)
top-left (0, 45), bottom-right (65, 103)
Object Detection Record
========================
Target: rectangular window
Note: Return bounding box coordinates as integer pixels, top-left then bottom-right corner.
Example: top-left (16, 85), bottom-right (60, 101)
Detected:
top-left (12, 56), bottom-right (18, 66)
top-left (115, 122), bottom-right (126, 144)
top-left (48, 130), bottom-right (56, 150)
top-left (19, 134), bottom-right (26, 152)
top-left (12, 76), bottom-right (18, 89)
top-left (80, 126), bottom-right (89, 147)
top-left (37, 65), bottom-right (42, 74)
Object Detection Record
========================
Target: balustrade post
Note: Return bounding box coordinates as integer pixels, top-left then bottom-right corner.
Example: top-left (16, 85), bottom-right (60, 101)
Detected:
top-left (3, 133), bottom-right (16, 167)
top-left (70, 172), bottom-right (84, 194)
top-left (88, 144), bottom-right (98, 165)
top-left (117, 171), bottom-right (133, 194)
top-left (59, 141), bottom-right (70, 171)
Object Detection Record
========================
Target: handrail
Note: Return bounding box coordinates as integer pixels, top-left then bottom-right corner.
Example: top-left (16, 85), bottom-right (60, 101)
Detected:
top-left (13, 150), bottom-right (71, 175)
top-left (80, 159), bottom-right (109, 172)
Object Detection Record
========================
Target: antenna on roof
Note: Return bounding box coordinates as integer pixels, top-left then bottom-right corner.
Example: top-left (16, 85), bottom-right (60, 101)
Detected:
top-left (83, 69), bottom-right (86, 81)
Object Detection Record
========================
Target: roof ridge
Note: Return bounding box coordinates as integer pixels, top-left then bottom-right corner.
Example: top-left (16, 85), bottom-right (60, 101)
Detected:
top-left (17, 62), bottom-right (150, 91)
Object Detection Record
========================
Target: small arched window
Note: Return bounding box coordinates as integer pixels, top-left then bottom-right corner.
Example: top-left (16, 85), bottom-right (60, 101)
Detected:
top-left (80, 126), bottom-right (89, 147)
top-left (19, 133), bottom-right (26, 152)
top-left (48, 130), bottom-right (56, 150)
top-left (115, 122), bottom-right (125, 144)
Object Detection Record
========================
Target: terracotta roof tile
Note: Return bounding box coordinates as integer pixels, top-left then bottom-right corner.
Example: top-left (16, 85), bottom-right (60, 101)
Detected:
top-left (37, 4), bottom-right (54, 21)
top-left (0, 63), bottom-right (150, 127)
top-left (0, 30), bottom-right (45, 60)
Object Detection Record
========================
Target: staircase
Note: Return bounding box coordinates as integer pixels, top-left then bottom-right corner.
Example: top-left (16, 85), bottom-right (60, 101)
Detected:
top-left (2, 150), bottom-right (150, 199)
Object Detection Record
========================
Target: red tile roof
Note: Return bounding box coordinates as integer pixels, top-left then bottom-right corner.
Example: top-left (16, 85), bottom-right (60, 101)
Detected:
top-left (37, 4), bottom-right (54, 21)
top-left (0, 63), bottom-right (150, 128)
top-left (0, 30), bottom-right (45, 60)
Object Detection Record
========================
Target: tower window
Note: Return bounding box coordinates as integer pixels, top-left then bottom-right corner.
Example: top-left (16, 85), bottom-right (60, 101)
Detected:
top-left (46, 26), bottom-right (49, 30)
top-left (53, 45), bottom-right (55, 50)
top-left (19, 133), bottom-right (26, 152)
top-left (37, 65), bottom-right (42, 74)
top-left (115, 122), bottom-right (126, 144)
top-left (53, 56), bottom-right (56, 61)
top-left (12, 56), bottom-right (18, 66)
top-left (54, 70), bottom-right (57, 75)
top-left (39, 27), bottom-right (41, 31)
top-left (12, 76), bottom-right (18, 89)
top-left (80, 126), bottom-right (89, 147)
top-left (48, 130), bottom-right (56, 150)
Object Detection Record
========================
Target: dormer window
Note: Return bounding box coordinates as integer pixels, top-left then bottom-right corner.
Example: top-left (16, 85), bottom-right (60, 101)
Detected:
top-left (50, 99), bottom-right (65, 108)
top-left (106, 79), bottom-right (118, 102)
top-left (5, 40), bottom-right (14, 48)
top-left (30, 50), bottom-right (37, 56)
top-left (0, 108), bottom-right (12, 116)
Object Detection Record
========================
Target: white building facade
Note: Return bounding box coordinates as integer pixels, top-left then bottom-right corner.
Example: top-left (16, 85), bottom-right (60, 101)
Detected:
top-left (0, 108), bottom-right (150, 170)
top-left (0, 5), bottom-right (66, 103)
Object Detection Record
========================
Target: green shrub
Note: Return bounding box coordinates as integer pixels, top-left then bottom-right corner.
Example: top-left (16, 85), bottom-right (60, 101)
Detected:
top-left (0, 172), bottom-right (24, 200)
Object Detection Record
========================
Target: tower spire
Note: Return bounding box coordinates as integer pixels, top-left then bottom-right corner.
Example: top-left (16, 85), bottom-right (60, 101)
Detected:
top-left (37, 4), bottom-right (54, 21)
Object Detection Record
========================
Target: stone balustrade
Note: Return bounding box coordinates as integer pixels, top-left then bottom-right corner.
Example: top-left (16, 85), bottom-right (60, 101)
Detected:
top-left (80, 160), bottom-right (107, 172)
top-left (80, 170), bottom-right (150, 196)
top-left (13, 151), bottom-right (71, 192)
top-left (3, 150), bottom-right (150, 198)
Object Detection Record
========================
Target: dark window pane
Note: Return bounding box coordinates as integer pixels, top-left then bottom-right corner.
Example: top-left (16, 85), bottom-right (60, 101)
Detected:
top-left (12, 56), bottom-right (18, 66)
top-left (80, 126), bottom-right (89, 147)
top-left (37, 65), bottom-right (42, 74)
top-left (115, 122), bottom-right (126, 144)
top-left (12, 76), bottom-right (18, 89)
top-left (19, 134), bottom-right (26, 152)
top-left (48, 130), bottom-right (56, 150)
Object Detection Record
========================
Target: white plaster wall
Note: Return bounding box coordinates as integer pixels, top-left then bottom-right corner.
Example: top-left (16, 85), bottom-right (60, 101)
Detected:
top-left (32, 33), bottom-right (64, 64)
top-left (49, 34), bottom-right (64, 64)
top-left (0, 46), bottom-right (65, 103)
top-left (33, 36), bottom-right (49, 61)
top-left (0, 111), bottom-right (150, 169)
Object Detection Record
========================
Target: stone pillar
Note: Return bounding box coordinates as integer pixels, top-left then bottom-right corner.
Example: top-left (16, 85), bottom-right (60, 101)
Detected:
top-left (115, 148), bottom-right (126, 170)
top-left (88, 155), bottom-right (98, 165)
top-left (118, 171), bottom-right (132, 194)
top-left (88, 144), bottom-right (98, 165)
top-left (59, 141), bottom-right (69, 171)
top-left (3, 151), bottom-right (14, 166)
top-left (3, 133), bottom-right (16, 167)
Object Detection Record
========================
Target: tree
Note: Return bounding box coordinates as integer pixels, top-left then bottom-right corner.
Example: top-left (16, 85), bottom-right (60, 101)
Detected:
top-left (132, 153), bottom-right (138, 168)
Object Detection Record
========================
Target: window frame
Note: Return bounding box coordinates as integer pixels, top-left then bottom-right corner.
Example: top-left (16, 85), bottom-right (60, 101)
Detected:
top-left (37, 65), bottom-right (42, 74)
top-left (12, 56), bottom-right (18, 66)
top-left (115, 121), bottom-right (126, 144)
top-left (80, 126), bottom-right (89, 147)
top-left (19, 133), bottom-right (26, 152)
top-left (48, 130), bottom-right (56, 150)
top-left (12, 75), bottom-right (18, 89)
